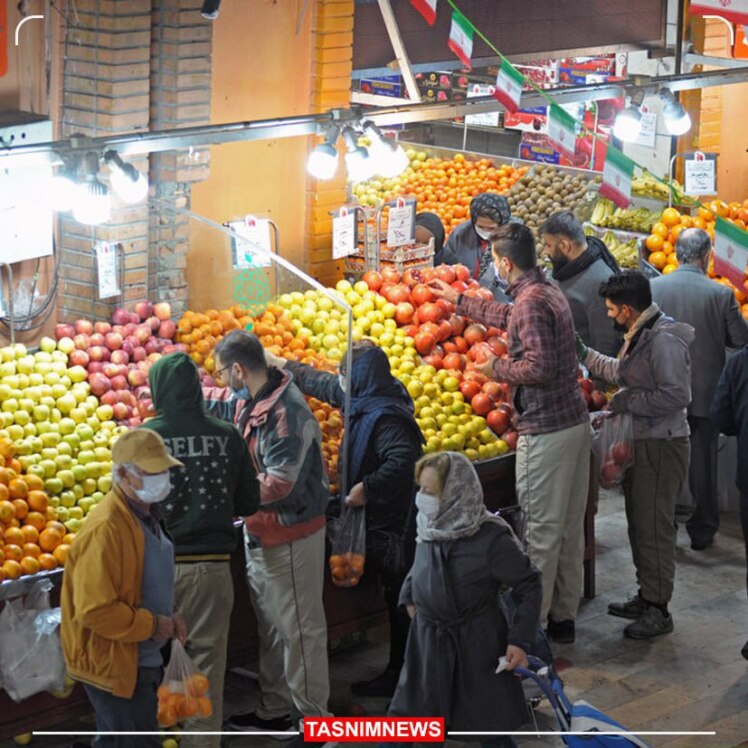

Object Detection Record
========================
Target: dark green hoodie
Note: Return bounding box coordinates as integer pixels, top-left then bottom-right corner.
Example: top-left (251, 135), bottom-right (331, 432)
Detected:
top-left (145, 353), bottom-right (259, 558)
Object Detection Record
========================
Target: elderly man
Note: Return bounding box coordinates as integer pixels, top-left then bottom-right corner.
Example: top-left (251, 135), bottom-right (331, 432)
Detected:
top-left (61, 429), bottom-right (186, 747)
top-left (144, 352), bottom-right (260, 748)
top-left (651, 228), bottom-right (748, 550)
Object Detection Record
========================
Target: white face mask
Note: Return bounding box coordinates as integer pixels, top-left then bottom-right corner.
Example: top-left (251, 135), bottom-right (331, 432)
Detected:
top-left (475, 227), bottom-right (493, 241)
top-left (415, 490), bottom-right (440, 520)
top-left (338, 374), bottom-right (347, 393)
top-left (134, 471), bottom-right (172, 504)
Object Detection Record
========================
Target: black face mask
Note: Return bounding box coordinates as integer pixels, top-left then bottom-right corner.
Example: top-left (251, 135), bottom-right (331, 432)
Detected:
top-left (613, 321), bottom-right (628, 334)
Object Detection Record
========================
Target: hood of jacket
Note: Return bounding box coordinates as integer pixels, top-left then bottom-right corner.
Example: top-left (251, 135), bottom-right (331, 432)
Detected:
top-left (640, 313), bottom-right (695, 350)
top-left (150, 352), bottom-right (203, 415)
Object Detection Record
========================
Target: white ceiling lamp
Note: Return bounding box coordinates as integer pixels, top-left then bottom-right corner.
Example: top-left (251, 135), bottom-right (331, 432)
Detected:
top-left (48, 171), bottom-right (78, 212)
top-left (72, 152), bottom-right (111, 226)
top-left (105, 150), bottom-right (149, 204)
top-left (660, 88), bottom-right (692, 136)
top-left (342, 127), bottom-right (374, 182)
top-left (307, 127), bottom-right (340, 180)
top-left (613, 90), bottom-right (644, 143)
top-left (362, 121), bottom-right (409, 179)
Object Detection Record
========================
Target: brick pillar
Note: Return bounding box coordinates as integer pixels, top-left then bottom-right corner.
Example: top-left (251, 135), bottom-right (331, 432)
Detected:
top-left (58, 0), bottom-right (152, 322)
top-left (305, 0), bottom-right (354, 287)
top-left (149, 0), bottom-right (213, 319)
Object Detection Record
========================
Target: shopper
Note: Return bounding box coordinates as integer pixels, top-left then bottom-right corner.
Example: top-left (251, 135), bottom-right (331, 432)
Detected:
top-left (539, 210), bottom-right (621, 359)
top-left (387, 452), bottom-right (541, 748)
top-left (579, 270), bottom-right (692, 639)
top-left (415, 212), bottom-right (446, 260)
top-left (265, 339), bottom-right (424, 697)
top-left (143, 352), bottom-right (260, 748)
top-left (60, 428), bottom-right (186, 748)
top-left (430, 222), bottom-right (591, 644)
top-left (440, 192), bottom-right (516, 301)
top-left (204, 330), bottom-right (332, 741)
top-left (709, 344), bottom-right (748, 660)
top-left (651, 228), bottom-right (748, 550)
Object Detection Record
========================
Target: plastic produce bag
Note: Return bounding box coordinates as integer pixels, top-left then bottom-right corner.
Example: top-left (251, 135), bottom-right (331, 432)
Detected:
top-left (328, 504), bottom-right (366, 587)
top-left (0, 579), bottom-right (66, 702)
top-left (157, 639), bottom-right (212, 727)
top-left (592, 412), bottom-right (635, 489)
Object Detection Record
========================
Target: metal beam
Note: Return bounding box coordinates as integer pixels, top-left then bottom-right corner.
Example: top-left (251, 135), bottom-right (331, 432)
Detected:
top-left (376, 0), bottom-right (421, 103)
top-left (350, 92), bottom-right (414, 107)
top-left (684, 52), bottom-right (748, 70)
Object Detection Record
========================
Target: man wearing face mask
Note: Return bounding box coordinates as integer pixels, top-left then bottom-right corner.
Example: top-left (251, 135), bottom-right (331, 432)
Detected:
top-left (264, 339), bottom-right (424, 698)
top-left (578, 270), bottom-right (693, 639)
top-left (651, 228), bottom-right (748, 551)
top-left (539, 211), bottom-right (621, 363)
top-left (143, 352), bottom-right (260, 748)
top-left (61, 429), bottom-right (186, 746)
top-left (203, 331), bottom-right (333, 745)
top-left (429, 223), bottom-right (590, 646)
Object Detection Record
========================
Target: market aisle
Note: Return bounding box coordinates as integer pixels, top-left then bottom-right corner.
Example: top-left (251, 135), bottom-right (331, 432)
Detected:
top-left (1, 489), bottom-right (745, 748)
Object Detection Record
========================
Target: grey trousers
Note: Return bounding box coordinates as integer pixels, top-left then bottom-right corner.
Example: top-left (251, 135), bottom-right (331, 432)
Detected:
top-left (684, 415), bottom-right (720, 544)
top-left (623, 438), bottom-right (690, 606)
top-left (84, 666), bottom-right (162, 748)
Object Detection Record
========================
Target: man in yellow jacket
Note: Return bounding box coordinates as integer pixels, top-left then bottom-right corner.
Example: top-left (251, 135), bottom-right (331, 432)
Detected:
top-left (61, 428), bottom-right (186, 746)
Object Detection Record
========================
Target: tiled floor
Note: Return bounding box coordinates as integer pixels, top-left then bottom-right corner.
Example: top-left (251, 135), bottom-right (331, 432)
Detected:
top-left (3, 489), bottom-right (746, 748)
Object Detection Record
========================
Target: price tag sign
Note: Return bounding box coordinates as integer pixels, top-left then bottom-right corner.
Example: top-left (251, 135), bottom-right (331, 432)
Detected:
top-left (684, 152), bottom-right (717, 196)
top-left (95, 242), bottom-right (120, 299)
top-left (634, 111), bottom-right (657, 148)
top-left (386, 197), bottom-right (416, 247)
top-left (332, 208), bottom-right (357, 259)
top-left (228, 216), bottom-right (273, 269)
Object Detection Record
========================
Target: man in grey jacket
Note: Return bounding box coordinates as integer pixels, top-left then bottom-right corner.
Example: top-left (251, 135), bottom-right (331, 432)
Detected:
top-left (540, 211), bottom-right (622, 359)
top-left (651, 228), bottom-right (748, 550)
top-left (578, 271), bottom-right (693, 639)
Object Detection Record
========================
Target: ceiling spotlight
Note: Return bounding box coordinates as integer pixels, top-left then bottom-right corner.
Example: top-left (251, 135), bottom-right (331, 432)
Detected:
top-left (73, 152), bottom-right (111, 226)
top-left (201, 0), bottom-right (220, 20)
top-left (362, 121), bottom-right (409, 178)
top-left (48, 171), bottom-right (77, 212)
top-left (660, 89), bottom-right (691, 136)
top-left (307, 127), bottom-right (339, 180)
top-left (613, 89), bottom-right (645, 143)
top-left (105, 150), bottom-right (149, 204)
top-left (342, 127), bottom-right (374, 182)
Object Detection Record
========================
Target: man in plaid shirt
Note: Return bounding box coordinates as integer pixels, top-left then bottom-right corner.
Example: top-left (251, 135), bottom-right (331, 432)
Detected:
top-left (430, 223), bottom-right (590, 644)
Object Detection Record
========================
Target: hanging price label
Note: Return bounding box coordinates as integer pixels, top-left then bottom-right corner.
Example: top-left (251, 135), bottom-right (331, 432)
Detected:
top-left (466, 84), bottom-right (499, 127)
top-left (332, 208), bottom-right (357, 259)
top-left (95, 242), bottom-right (120, 299)
top-left (386, 197), bottom-right (416, 247)
top-left (229, 216), bottom-right (273, 269)
top-left (634, 111), bottom-right (657, 148)
top-left (684, 152), bottom-right (717, 196)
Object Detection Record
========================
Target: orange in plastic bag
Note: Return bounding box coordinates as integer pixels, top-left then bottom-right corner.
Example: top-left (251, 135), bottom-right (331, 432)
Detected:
top-left (157, 640), bottom-right (213, 727)
top-left (328, 505), bottom-right (366, 587)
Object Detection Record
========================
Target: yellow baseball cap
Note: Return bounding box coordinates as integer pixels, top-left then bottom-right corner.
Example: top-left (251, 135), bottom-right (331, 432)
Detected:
top-left (111, 429), bottom-right (183, 473)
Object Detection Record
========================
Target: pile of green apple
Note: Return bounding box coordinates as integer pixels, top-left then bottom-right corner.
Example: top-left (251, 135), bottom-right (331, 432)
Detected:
top-left (0, 341), bottom-right (125, 534)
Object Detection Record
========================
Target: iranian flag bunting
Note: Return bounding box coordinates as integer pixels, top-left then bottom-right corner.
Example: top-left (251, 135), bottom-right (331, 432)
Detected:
top-left (599, 146), bottom-right (634, 208)
top-left (410, 0), bottom-right (437, 25)
top-left (690, 0), bottom-right (748, 25)
top-left (547, 104), bottom-right (577, 160)
top-left (493, 59), bottom-right (524, 113)
top-left (448, 11), bottom-right (474, 70)
top-left (713, 217), bottom-right (748, 288)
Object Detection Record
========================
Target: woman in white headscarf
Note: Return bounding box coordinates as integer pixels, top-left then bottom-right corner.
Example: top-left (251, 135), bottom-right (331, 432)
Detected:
top-left (387, 452), bottom-right (541, 747)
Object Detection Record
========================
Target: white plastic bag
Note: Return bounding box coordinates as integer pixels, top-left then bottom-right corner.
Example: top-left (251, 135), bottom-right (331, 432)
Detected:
top-left (592, 412), bottom-right (635, 489)
top-left (0, 579), bottom-right (66, 702)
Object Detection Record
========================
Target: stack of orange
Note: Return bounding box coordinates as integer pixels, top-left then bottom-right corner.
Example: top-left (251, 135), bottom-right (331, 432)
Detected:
top-left (176, 305), bottom-right (253, 370)
top-left (329, 551), bottom-right (365, 587)
top-left (0, 443), bottom-right (72, 581)
top-left (157, 672), bottom-right (212, 727)
top-left (308, 397), bottom-right (343, 495)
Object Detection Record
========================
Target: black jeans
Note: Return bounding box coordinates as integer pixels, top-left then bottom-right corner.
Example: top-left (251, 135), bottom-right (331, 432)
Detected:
top-left (685, 416), bottom-right (720, 544)
top-left (83, 666), bottom-right (162, 747)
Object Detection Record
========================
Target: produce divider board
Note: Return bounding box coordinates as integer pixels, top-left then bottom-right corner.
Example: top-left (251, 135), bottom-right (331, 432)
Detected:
top-left (637, 237), bottom-right (662, 279)
top-left (583, 222), bottom-right (648, 240)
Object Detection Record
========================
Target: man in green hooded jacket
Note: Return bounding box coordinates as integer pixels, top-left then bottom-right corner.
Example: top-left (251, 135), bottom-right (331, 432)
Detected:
top-left (145, 352), bottom-right (260, 748)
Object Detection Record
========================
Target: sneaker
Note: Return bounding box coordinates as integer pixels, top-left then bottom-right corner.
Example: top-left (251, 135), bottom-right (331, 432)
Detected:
top-left (689, 536), bottom-right (714, 551)
top-left (226, 711), bottom-right (296, 738)
top-left (608, 593), bottom-right (647, 620)
top-left (546, 617), bottom-right (575, 644)
top-left (741, 640), bottom-right (748, 661)
top-left (351, 669), bottom-right (400, 697)
top-left (623, 606), bottom-right (674, 640)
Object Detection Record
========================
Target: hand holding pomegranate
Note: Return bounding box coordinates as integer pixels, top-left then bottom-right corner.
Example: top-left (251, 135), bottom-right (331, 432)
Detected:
top-left (428, 278), bottom-right (459, 304)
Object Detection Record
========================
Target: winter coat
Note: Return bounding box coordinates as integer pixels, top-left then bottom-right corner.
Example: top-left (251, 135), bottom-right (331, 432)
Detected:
top-left (710, 345), bottom-right (748, 492)
top-left (145, 353), bottom-right (260, 558)
top-left (286, 348), bottom-right (423, 534)
top-left (584, 311), bottom-right (694, 440)
top-left (203, 369), bottom-right (329, 548)
top-left (651, 264), bottom-right (748, 417)
top-left (389, 520), bottom-right (541, 731)
top-left (61, 487), bottom-right (165, 699)
top-left (552, 236), bottom-right (622, 359)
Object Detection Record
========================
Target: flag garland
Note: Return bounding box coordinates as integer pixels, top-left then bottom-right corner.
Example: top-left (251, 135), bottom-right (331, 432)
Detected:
top-left (448, 11), bottom-right (474, 70)
top-left (492, 58), bottom-right (524, 112)
top-left (547, 104), bottom-right (578, 160)
top-left (410, 0), bottom-right (437, 25)
top-left (713, 216), bottom-right (748, 287)
top-left (599, 146), bottom-right (635, 208)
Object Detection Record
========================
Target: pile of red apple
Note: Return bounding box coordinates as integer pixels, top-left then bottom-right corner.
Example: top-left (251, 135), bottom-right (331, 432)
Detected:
top-left (54, 301), bottom-right (186, 427)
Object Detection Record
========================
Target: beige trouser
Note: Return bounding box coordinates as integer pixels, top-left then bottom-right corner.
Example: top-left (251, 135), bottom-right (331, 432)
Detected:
top-left (516, 420), bottom-right (591, 623)
top-left (174, 561), bottom-right (234, 748)
top-left (244, 527), bottom-right (331, 721)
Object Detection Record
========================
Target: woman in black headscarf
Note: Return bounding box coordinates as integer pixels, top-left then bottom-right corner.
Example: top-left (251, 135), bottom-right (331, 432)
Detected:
top-left (414, 212), bottom-right (446, 261)
top-left (441, 193), bottom-right (516, 301)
